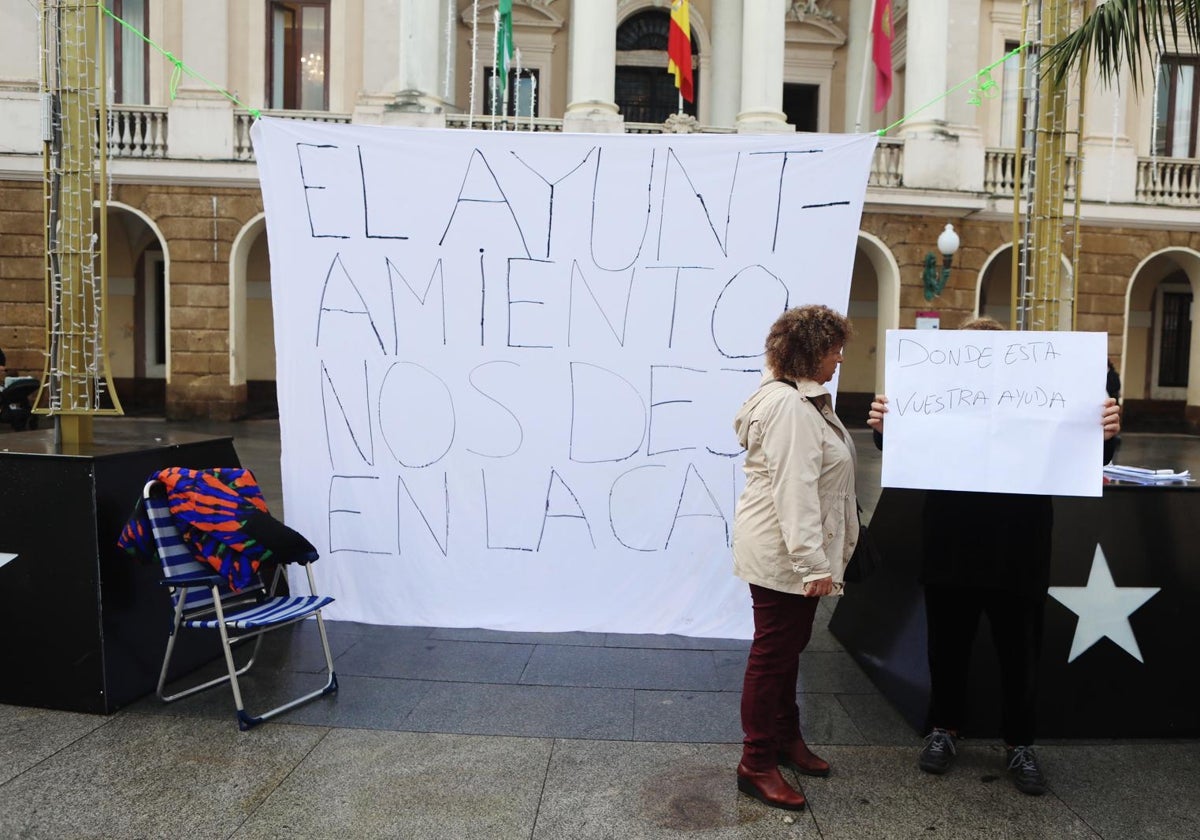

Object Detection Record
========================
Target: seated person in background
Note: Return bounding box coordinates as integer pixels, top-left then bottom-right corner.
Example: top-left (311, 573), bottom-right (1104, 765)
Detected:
top-left (868, 316), bottom-right (1121, 797)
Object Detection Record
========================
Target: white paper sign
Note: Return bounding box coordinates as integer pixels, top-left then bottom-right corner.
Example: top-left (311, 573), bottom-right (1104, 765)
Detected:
top-left (251, 119), bottom-right (877, 637)
top-left (880, 329), bottom-right (1108, 496)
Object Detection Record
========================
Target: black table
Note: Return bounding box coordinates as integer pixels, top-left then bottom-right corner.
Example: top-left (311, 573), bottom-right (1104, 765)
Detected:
top-left (0, 430), bottom-right (242, 713)
top-left (829, 484), bottom-right (1200, 738)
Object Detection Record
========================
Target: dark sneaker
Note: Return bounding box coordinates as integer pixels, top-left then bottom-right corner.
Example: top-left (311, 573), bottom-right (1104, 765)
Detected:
top-left (1006, 745), bottom-right (1047, 795)
top-left (918, 728), bottom-right (957, 774)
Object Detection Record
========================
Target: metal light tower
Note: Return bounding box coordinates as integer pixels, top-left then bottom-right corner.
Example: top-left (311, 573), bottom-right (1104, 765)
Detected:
top-left (39, 0), bottom-right (122, 446)
top-left (1012, 0), bottom-right (1088, 333)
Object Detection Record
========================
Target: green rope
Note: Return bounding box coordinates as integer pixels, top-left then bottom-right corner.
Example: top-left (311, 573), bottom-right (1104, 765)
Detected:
top-left (877, 42), bottom-right (1030, 137)
top-left (100, 6), bottom-right (261, 120)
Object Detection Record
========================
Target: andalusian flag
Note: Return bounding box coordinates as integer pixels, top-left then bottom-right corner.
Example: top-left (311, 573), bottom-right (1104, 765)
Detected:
top-left (496, 0), bottom-right (514, 81)
top-left (667, 0), bottom-right (693, 103)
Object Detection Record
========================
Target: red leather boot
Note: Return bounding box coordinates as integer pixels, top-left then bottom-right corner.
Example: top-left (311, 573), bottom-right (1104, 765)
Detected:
top-left (736, 762), bottom-right (807, 811)
top-left (777, 738), bottom-right (831, 777)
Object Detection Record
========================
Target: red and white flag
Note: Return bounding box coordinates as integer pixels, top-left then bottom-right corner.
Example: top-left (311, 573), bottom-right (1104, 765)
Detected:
top-left (872, 0), bottom-right (894, 112)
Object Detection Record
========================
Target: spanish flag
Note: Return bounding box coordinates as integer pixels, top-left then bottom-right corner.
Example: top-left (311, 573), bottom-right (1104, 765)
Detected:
top-left (667, 0), bottom-right (693, 103)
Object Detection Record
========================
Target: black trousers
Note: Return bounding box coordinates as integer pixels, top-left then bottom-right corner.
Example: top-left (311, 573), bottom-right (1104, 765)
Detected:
top-left (924, 584), bottom-right (1046, 746)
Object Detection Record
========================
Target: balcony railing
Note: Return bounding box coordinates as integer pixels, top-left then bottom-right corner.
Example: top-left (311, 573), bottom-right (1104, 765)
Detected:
top-left (984, 148), bottom-right (1077, 200)
top-left (1137, 157), bottom-right (1200, 205)
top-left (870, 137), bottom-right (903, 188)
top-left (234, 109), bottom-right (351, 160)
top-left (105, 104), bottom-right (168, 158)
top-left (444, 114), bottom-right (565, 132)
top-left (97, 109), bottom-right (1200, 210)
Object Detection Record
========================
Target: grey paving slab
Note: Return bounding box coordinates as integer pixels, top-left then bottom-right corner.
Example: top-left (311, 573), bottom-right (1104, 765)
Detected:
top-left (714, 649), bottom-right (878, 695)
top-left (532, 739), bottom-right (816, 839)
top-left (0, 704), bottom-right (106, 786)
top-left (797, 651), bottom-right (879, 694)
top-left (404, 681), bottom-right (635, 739)
top-left (0, 713), bottom-right (327, 840)
top-left (837, 692), bottom-right (922, 745)
top-left (324, 619), bottom-right (435, 641)
top-left (333, 634), bottom-right (535, 682)
top-left (633, 688), bottom-right (865, 746)
top-left (244, 619), bottom-right (361, 673)
top-left (1043, 742), bottom-right (1200, 839)
top-left (604, 632), bottom-right (751, 651)
top-left (520, 644), bottom-right (722, 690)
top-left (263, 673), bottom-right (433, 731)
top-left (429, 626), bottom-right (607, 646)
top-left (633, 690), bottom-right (743, 744)
top-left (231, 729), bottom-right (551, 840)
top-left (799, 744), bottom-right (1101, 840)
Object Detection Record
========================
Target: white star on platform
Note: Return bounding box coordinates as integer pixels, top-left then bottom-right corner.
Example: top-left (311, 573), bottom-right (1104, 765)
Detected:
top-left (1049, 545), bottom-right (1160, 663)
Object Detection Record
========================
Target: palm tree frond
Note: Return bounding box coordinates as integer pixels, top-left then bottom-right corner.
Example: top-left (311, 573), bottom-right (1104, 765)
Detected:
top-left (1040, 0), bottom-right (1200, 92)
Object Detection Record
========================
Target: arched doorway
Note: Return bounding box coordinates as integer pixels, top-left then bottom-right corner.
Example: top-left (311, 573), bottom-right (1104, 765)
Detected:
top-left (104, 203), bottom-right (169, 415)
top-left (1123, 248), bottom-right (1200, 431)
top-left (977, 244), bottom-right (1014, 326)
top-left (230, 215), bottom-right (278, 418)
top-left (837, 231), bottom-right (900, 425)
top-left (615, 7), bottom-right (699, 124)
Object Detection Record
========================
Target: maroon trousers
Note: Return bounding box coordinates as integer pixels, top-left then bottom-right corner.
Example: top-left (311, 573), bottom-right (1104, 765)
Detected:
top-left (740, 583), bottom-right (821, 770)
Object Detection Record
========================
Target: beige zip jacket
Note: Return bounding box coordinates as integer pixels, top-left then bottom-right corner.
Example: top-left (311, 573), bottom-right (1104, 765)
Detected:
top-left (732, 373), bottom-right (858, 595)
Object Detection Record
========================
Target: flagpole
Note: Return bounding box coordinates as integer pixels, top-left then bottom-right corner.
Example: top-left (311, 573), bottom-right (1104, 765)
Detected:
top-left (469, 0), bottom-right (479, 128)
top-left (855, 0), bottom-right (879, 133)
top-left (678, 91), bottom-right (683, 116)
top-left (491, 8), bottom-right (500, 129)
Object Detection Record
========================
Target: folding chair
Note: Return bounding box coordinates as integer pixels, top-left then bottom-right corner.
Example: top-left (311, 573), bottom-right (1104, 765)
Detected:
top-left (141, 479), bottom-right (338, 730)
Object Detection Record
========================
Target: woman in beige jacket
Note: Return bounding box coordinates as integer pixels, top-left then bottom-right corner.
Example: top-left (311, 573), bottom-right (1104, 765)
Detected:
top-left (732, 305), bottom-right (858, 812)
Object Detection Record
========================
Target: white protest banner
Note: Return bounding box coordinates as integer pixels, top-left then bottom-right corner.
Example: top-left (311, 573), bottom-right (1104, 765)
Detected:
top-left (251, 119), bottom-right (877, 637)
top-left (880, 329), bottom-right (1108, 497)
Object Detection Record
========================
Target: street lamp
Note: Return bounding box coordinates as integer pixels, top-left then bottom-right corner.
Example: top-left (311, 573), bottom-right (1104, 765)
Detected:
top-left (922, 223), bottom-right (960, 301)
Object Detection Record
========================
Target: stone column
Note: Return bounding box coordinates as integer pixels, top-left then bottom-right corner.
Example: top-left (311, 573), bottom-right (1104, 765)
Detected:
top-left (564, 0), bottom-right (623, 132)
top-left (167, 0), bottom-right (233, 159)
top-left (736, 0), bottom-right (791, 133)
top-left (0, 2), bottom-right (41, 153)
top-left (843, 0), bottom-right (870, 132)
top-left (1079, 74), bottom-right (1136, 202)
top-left (900, 0), bottom-right (984, 190)
top-left (709, 0), bottom-right (743, 129)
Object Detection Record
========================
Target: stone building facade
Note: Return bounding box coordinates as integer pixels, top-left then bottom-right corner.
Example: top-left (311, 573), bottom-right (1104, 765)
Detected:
top-left (0, 0), bottom-right (1198, 426)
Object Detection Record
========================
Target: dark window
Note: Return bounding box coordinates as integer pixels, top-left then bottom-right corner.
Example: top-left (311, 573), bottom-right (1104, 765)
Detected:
top-left (615, 10), bottom-right (698, 124)
top-left (268, 1), bottom-right (329, 110)
top-left (103, 0), bottom-right (148, 104)
top-left (1155, 56), bottom-right (1200, 158)
top-left (1159, 288), bottom-right (1193, 388)
top-left (153, 258), bottom-right (166, 366)
top-left (783, 83), bottom-right (819, 132)
top-left (484, 68), bottom-right (540, 118)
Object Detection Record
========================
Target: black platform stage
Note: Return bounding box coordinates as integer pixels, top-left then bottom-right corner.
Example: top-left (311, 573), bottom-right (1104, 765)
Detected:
top-left (0, 429), bottom-right (242, 714)
top-left (830, 484), bottom-right (1200, 738)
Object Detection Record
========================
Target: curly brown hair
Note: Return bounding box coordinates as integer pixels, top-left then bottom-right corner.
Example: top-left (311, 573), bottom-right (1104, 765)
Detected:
top-left (959, 315), bottom-right (1004, 331)
top-left (764, 305), bottom-right (851, 381)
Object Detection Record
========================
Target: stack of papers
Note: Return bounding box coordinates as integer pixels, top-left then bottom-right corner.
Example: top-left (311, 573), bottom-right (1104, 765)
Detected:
top-left (1103, 464), bottom-right (1193, 484)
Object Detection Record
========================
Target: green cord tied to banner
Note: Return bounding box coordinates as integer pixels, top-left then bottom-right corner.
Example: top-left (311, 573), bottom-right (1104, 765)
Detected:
top-left (100, 6), bottom-right (261, 121)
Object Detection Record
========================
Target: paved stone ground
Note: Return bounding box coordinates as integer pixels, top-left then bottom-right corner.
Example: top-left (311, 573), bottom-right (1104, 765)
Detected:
top-left (1, 420), bottom-right (1198, 839)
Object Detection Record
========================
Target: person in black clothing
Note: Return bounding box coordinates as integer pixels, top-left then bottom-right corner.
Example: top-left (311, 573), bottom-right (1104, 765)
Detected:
top-left (867, 316), bottom-right (1121, 796)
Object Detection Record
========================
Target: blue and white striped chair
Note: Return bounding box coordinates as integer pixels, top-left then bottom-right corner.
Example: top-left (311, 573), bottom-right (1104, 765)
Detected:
top-left (142, 479), bottom-right (338, 730)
